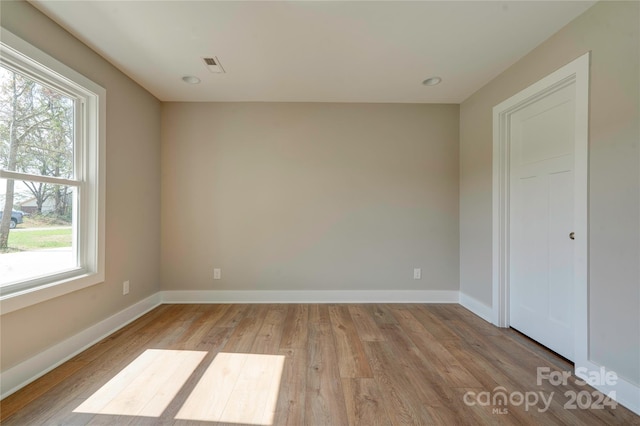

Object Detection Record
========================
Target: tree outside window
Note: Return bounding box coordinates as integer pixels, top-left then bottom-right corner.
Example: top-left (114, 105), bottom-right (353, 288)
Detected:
top-left (0, 65), bottom-right (76, 285)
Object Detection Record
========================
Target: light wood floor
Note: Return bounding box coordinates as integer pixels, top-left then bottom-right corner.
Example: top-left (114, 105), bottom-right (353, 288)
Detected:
top-left (1, 304), bottom-right (638, 425)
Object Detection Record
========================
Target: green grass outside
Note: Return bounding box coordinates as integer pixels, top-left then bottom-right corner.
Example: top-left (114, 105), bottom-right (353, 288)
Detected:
top-left (5, 228), bottom-right (72, 252)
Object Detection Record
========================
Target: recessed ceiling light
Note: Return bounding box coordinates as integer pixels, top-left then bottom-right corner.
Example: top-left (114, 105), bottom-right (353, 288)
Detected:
top-left (182, 75), bottom-right (201, 84)
top-left (422, 77), bottom-right (442, 86)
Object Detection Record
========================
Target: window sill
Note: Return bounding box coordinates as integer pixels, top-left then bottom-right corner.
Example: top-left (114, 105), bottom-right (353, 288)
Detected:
top-left (0, 270), bottom-right (104, 315)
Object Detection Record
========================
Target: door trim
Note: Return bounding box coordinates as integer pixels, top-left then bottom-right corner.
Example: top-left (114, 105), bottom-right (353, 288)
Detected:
top-left (492, 52), bottom-right (590, 366)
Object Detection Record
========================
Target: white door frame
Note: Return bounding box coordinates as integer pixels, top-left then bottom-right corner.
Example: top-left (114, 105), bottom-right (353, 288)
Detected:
top-left (492, 52), bottom-right (590, 367)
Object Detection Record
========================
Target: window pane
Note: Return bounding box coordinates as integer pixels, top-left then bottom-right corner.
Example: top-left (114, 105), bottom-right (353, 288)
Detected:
top-left (0, 178), bottom-right (77, 287)
top-left (0, 65), bottom-right (75, 179)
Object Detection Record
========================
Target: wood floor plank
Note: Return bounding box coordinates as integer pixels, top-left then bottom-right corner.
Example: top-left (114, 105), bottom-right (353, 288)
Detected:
top-left (363, 341), bottom-right (438, 424)
top-left (308, 303), bottom-right (330, 325)
top-left (213, 303), bottom-right (249, 328)
top-left (347, 304), bottom-right (386, 342)
top-left (328, 305), bottom-right (372, 378)
top-left (153, 327), bottom-right (234, 424)
top-left (40, 397), bottom-right (98, 426)
top-left (392, 307), bottom-right (482, 388)
top-left (175, 352), bottom-right (247, 422)
top-left (280, 304), bottom-right (309, 349)
top-left (2, 303), bottom-right (639, 426)
top-left (75, 349), bottom-right (206, 417)
top-left (366, 303), bottom-right (399, 325)
top-left (274, 349), bottom-right (307, 426)
top-left (406, 303), bottom-right (459, 340)
top-left (378, 323), bottom-right (457, 408)
top-left (251, 304), bottom-right (287, 354)
top-left (221, 353), bottom-right (285, 424)
top-left (305, 305), bottom-right (349, 426)
top-left (342, 378), bottom-right (391, 426)
top-left (167, 306), bottom-right (230, 350)
top-left (222, 304), bottom-right (268, 353)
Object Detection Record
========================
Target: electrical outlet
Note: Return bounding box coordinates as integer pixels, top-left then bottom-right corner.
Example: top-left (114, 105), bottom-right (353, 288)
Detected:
top-left (413, 268), bottom-right (421, 280)
top-left (123, 280), bottom-right (130, 295)
top-left (213, 268), bottom-right (221, 280)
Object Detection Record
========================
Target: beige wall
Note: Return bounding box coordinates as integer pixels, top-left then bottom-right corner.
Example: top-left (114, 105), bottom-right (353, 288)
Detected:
top-left (162, 103), bottom-right (459, 292)
top-left (460, 1), bottom-right (639, 384)
top-left (0, 1), bottom-right (161, 370)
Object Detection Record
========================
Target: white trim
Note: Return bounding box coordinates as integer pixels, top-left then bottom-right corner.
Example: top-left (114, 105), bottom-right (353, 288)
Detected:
top-left (0, 293), bottom-right (161, 399)
top-left (160, 290), bottom-right (460, 304)
top-left (0, 170), bottom-right (79, 187)
top-left (575, 361), bottom-right (640, 416)
top-left (459, 292), bottom-right (493, 323)
top-left (571, 53), bottom-right (590, 371)
top-left (1, 272), bottom-right (103, 314)
top-left (491, 53), bottom-right (590, 361)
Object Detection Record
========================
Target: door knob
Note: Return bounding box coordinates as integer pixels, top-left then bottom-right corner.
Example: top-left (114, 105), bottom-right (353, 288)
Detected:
top-left (569, 232), bottom-right (575, 240)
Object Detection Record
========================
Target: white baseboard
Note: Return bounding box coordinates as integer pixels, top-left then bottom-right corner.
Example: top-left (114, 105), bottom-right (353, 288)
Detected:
top-left (575, 360), bottom-right (640, 416)
top-left (160, 289), bottom-right (460, 304)
top-left (459, 292), bottom-right (493, 323)
top-left (0, 293), bottom-right (161, 399)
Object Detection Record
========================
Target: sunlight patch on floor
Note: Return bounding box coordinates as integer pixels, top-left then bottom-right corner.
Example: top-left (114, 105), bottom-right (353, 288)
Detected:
top-left (73, 349), bottom-right (206, 417)
top-left (175, 352), bottom-right (285, 425)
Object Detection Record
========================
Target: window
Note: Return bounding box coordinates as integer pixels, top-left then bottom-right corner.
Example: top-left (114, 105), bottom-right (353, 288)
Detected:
top-left (0, 29), bottom-right (105, 313)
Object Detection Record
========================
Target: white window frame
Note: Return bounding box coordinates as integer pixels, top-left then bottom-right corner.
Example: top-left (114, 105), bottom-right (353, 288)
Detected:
top-left (0, 28), bottom-right (105, 314)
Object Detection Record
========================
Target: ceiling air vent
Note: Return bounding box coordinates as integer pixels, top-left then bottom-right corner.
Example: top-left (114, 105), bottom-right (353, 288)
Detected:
top-left (202, 57), bottom-right (225, 73)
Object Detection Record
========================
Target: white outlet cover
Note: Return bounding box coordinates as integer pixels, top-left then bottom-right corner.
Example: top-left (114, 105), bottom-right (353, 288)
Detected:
top-left (413, 268), bottom-right (421, 279)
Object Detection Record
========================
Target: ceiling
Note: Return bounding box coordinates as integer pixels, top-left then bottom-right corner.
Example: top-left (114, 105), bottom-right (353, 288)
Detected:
top-left (30, 1), bottom-right (596, 103)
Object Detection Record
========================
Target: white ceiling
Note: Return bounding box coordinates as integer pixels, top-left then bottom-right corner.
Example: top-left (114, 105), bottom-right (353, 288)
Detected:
top-left (30, 1), bottom-right (596, 103)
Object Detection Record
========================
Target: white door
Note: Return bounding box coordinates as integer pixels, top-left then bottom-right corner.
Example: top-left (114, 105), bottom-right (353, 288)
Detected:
top-left (509, 82), bottom-right (576, 361)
